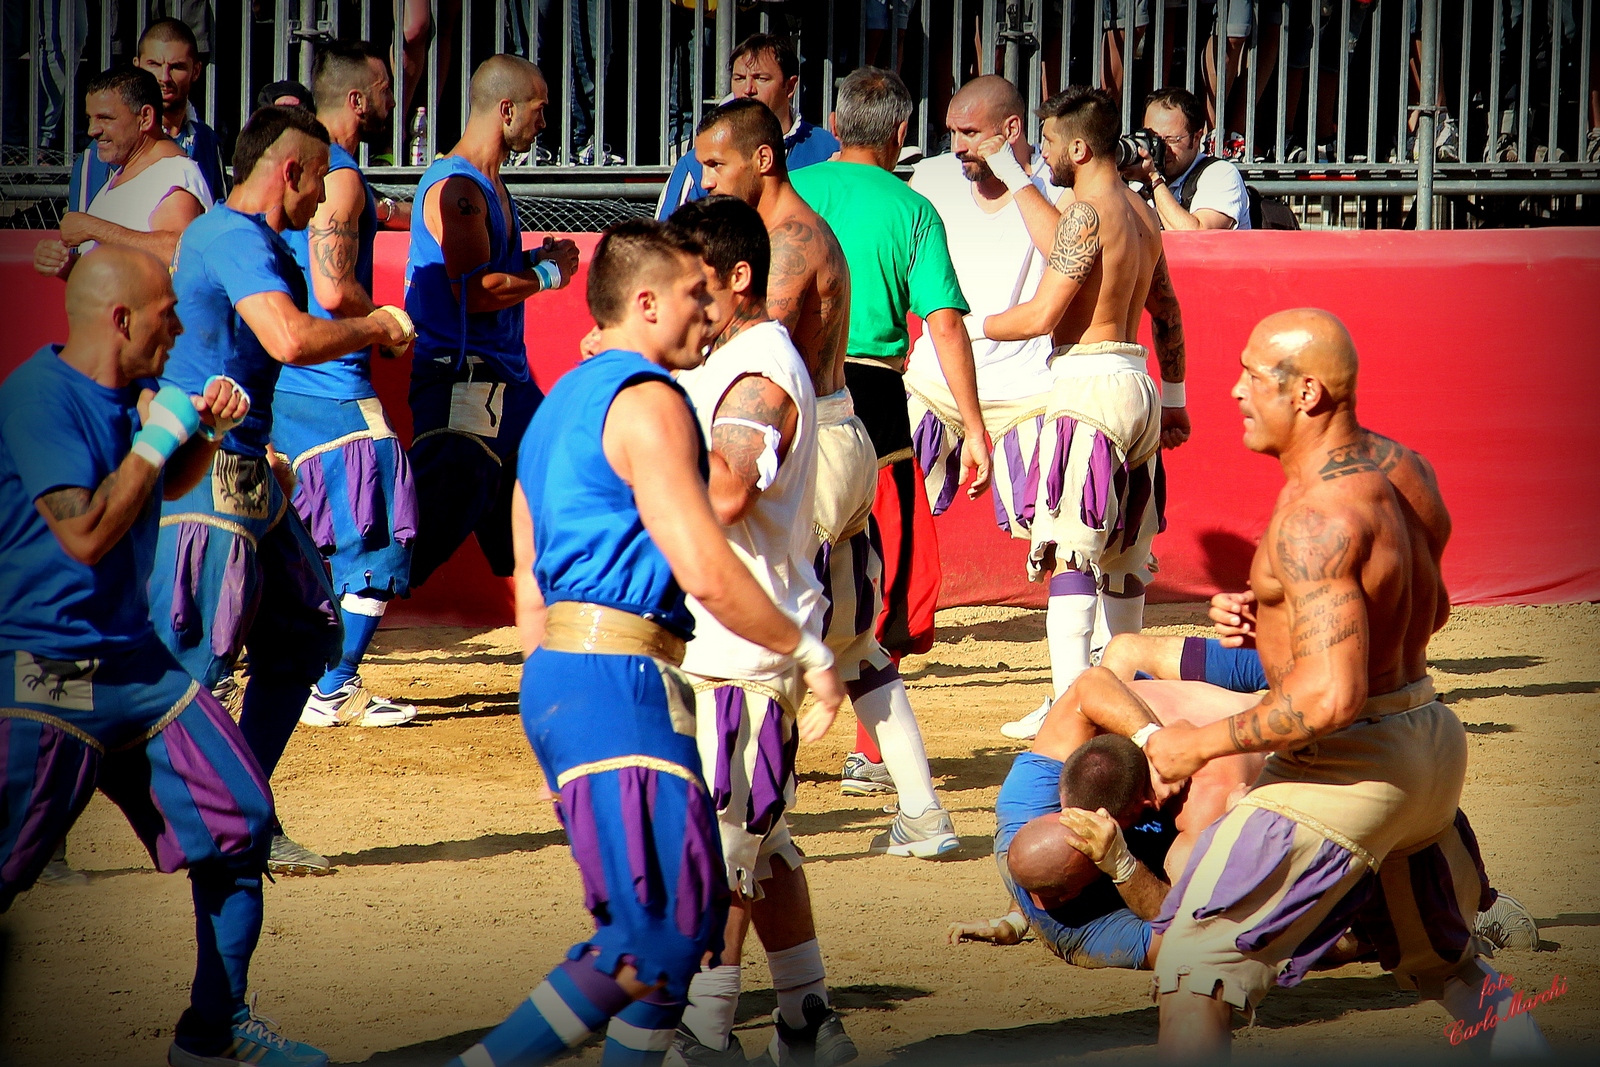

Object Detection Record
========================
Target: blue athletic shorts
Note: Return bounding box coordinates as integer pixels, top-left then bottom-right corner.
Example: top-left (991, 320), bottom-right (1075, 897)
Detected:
top-left (1179, 636), bottom-right (1268, 693)
top-left (0, 637), bottom-right (274, 909)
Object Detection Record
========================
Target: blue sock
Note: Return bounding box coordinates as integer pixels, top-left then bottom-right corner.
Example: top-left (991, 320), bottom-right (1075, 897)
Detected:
top-left (603, 992), bottom-right (684, 1067)
top-left (448, 952), bottom-right (634, 1067)
top-left (316, 597), bottom-right (385, 695)
top-left (238, 674), bottom-right (312, 777)
top-left (175, 863), bottom-right (264, 1054)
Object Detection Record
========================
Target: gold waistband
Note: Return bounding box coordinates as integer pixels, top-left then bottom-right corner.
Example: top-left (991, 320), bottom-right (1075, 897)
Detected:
top-left (541, 602), bottom-right (686, 666)
top-left (1360, 677), bottom-right (1438, 721)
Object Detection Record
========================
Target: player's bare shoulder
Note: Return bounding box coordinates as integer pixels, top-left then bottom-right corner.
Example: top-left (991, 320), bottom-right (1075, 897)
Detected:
top-left (1047, 197), bottom-right (1104, 283)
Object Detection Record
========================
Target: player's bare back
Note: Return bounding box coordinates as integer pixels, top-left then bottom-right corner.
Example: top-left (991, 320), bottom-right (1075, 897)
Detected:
top-left (1048, 184), bottom-right (1163, 348)
top-left (764, 189), bottom-right (852, 396)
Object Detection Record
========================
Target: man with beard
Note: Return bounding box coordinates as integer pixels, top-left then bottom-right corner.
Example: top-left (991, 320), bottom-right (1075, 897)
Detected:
top-left (979, 87), bottom-right (1186, 731)
top-left (404, 55), bottom-right (580, 592)
top-left (274, 41), bottom-right (420, 730)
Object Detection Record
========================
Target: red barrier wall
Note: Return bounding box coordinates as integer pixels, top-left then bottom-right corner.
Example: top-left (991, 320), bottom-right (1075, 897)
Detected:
top-left (5, 227), bottom-right (1597, 626)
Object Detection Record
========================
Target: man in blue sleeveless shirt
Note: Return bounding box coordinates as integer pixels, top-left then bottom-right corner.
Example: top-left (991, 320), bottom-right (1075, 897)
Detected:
top-left (153, 107), bottom-right (414, 877)
top-left (404, 55), bottom-right (580, 590)
top-left (441, 220), bottom-right (844, 1067)
top-left (275, 41), bottom-right (420, 730)
top-left (0, 245), bottom-right (327, 1067)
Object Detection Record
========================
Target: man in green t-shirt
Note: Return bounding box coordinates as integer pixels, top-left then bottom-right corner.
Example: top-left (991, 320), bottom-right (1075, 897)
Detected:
top-left (791, 67), bottom-right (991, 856)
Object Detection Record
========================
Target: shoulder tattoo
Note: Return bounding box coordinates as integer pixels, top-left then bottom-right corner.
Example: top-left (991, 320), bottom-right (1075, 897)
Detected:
top-left (1048, 201), bottom-right (1101, 282)
top-left (1276, 507), bottom-right (1355, 584)
top-left (1318, 444), bottom-right (1383, 481)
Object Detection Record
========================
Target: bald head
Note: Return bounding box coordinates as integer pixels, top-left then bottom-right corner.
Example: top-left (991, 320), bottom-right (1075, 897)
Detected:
top-left (65, 245), bottom-right (169, 325)
top-left (1248, 308), bottom-right (1360, 404)
top-left (951, 75), bottom-right (1026, 125)
top-left (469, 54), bottom-right (543, 115)
top-left (1007, 815), bottom-right (1099, 905)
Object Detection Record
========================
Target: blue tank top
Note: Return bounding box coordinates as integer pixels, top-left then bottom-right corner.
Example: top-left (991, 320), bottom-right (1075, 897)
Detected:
top-left (279, 144), bottom-right (378, 400)
top-left (404, 156), bottom-right (528, 382)
top-left (517, 350), bottom-right (704, 639)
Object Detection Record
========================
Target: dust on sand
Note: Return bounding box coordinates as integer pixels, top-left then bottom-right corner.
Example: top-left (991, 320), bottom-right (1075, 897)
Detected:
top-left (5, 604), bottom-right (1597, 1064)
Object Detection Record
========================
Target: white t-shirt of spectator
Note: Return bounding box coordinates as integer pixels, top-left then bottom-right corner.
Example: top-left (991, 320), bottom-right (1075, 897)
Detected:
top-left (81, 154), bottom-right (214, 250)
top-left (1167, 152), bottom-right (1251, 230)
top-left (906, 149), bottom-right (1068, 402)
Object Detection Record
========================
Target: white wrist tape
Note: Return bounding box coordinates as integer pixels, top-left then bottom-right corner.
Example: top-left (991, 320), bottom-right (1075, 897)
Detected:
top-left (1130, 723), bottom-right (1160, 750)
top-left (711, 417), bottom-right (781, 491)
top-left (1161, 380), bottom-right (1187, 408)
top-left (791, 628), bottom-right (834, 673)
top-left (198, 375), bottom-right (251, 441)
top-left (996, 911), bottom-right (1029, 938)
top-left (533, 259), bottom-right (565, 290)
top-left (1098, 823), bottom-right (1139, 884)
top-left (984, 146), bottom-right (1034, 193)
top-left (373, 305), bottom-right (416, 343)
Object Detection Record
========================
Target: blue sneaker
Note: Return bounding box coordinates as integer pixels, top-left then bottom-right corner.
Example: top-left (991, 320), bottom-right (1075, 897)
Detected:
top-left (168, 1007), bottom-right (329, 1067)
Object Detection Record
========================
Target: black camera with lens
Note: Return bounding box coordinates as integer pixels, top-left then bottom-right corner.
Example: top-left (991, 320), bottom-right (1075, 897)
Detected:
top-left (1116, 128), bottom-right (1166, 172)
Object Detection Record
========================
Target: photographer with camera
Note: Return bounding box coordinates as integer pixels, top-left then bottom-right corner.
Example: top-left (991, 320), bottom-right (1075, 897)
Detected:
top-left (1122, 87), bottom-right (1250, 231)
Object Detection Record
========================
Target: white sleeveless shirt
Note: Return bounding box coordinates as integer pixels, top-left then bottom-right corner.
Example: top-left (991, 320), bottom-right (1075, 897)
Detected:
top-left (81, 154), bottom-right (213, 249)
top-left (678, 320), bottom-right (825, 681)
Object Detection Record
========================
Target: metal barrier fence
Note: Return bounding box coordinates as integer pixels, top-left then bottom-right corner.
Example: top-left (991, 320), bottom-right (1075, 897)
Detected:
top-left (2, 1), bottom-right (1596, 228)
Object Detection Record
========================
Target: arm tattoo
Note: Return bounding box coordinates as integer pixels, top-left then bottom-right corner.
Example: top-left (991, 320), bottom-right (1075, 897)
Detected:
top-left (1318, 444), bottom-right (1383, 481)
top-left (1289, 583), bottom-right (1363, 659)
top-left (1047, 201), bottom-right (1101, 282)
top-left (1145, 254), bottom-right (1186, 383)
top-left (765, 218), bottom-right (814, 334)
top-left (1275, 507), bottom-right (1354, 583)
top-left (1228, 692), bottom-right (1315, 753)
top-left (455, 196), bottom-right (480, 216)
top-left (39, 486), bottom-right (93, 520)
top-left (711, 374), bottom-right (790, 488)
top-left (309, 215), bottom-right (360, 284)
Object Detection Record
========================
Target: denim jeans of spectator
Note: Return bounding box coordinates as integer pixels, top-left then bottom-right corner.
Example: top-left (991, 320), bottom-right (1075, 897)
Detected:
top-left (534, 0), bottom-right (611, 156)
top-left (35, 0), bottom-right (88, 150)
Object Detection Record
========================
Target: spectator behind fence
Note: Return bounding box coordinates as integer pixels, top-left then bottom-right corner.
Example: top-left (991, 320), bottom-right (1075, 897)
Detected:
top-left (69, 18), bottom-right (226, 213)
top-left (656, 32), bottom-right (839, 219)
top-left (1124, 87), bottom-right (1250, 231)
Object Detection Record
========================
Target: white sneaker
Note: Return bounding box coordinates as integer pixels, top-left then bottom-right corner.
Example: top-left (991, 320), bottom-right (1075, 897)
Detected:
top-left (299, 678), bottom-right (416, 727)
top-left (1000, 697), bottom-right (1052, 740)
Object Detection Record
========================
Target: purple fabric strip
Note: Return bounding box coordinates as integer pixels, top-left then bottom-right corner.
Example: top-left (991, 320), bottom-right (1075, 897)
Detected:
top-left (171, 522), bottom-right (208, 637)
top-left (1193, 807), bottom-right (1298, 921)
top-left (1119, 462), bottom-right (1153, 552)
top-left (1080, 431), bottom-right (1116, 530)
top-left (934, 435), bottom-right (963, 516)
top-left (850, 530), bottom-right (874, 638)
top-left (1278, 868), bottom-right (1376, 987)
top-left (391, 444), bottom-right (419, 543)
top-left (675, 784), bottom-right (721, 937)
top-left (813, 542), bottom-right (836, 637)
top-left (991, 477), bottom-right (1011, 532)
top-left (910, 410), bottom-right (944, 485)
top-left (619, 767), bottom-right (654, 907)
top-left (1002, 427), bottom-right (1029, 524)
top-left (192, 689), bottom-right (273, 802)
top-left (2, 725), bottom-right (97, 885)
top-left (556, 956), bottom-right (634, 1017)
top-left (1453, 809), bottom-right (1497, 913)
top-left (1049, 571), bottom-right (1097, 597)
top-left (293, 457), bottom-right (335, 550)
top-left (1179, 637), bottom-right (1209, 681)
top-left (1044, 416), bottom-right (1076, 512)
top-left (155, 717), bottom-right (254, 867)
top-left (1017, 415), bottom-right (1045, 529)
top-left (1408, 841), bottom-right (1474, 962)
top-left (344, 436), bottom-right (382, 539)
top-left (1153, 814), bottom-right (1224, 933)
top-left (1154, 451), bottom-right (1169, 534)
top-left (746, 697), bottom-right (790, 835)
top-left (1234, 835), bottom-right (1355, 952)
top-left (559, 776), bottom-right (610, 914)
top-left (212, 535), bottom-right (251, 659)
top-left (1352, 874), bottom-right (1403, 971)
top-left (711, 686), bottom-right (744, 812)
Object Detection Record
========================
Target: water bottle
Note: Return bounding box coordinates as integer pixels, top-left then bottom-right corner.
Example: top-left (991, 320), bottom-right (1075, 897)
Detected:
top-left (408, 107), bottom-right (428, 166)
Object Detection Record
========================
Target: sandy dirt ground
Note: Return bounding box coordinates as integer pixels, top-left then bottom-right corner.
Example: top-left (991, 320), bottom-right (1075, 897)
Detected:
top-left (4, 602), bottom-right (1597, 1065)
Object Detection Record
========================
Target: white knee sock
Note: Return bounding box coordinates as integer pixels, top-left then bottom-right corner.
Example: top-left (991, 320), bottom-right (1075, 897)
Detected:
top-left (681, 964), bottom-right (741, 1051)
top-left (1100, 593), bottom-right (1145, 644)
top-left (1440, 966), bottom-right (1551, 1058)
top-left (1046, 591), bottom-right (1097, 697)
top-left (767, 939), bottom-right (828, 1030)
top-left (851, 678), bottom-right (939, 818)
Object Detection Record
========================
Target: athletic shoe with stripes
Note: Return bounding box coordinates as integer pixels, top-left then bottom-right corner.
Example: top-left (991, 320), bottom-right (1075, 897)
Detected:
top-left (839, 752), bottom-right (894, 796)
top-left (300, 677), bottom-right (416, 727)
top-left (869, 806), bottom-right (960, 859)
top-left (1475, 891), bottom-right (1540, 952)
top-left (167, 1006), bottom-right (328, 1066)
top-left (267, 834), bottom-right (332, 876)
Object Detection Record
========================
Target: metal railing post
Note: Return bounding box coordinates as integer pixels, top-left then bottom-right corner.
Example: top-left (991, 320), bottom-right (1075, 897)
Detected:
top-left (299, 0), bottom-right (318, 85)
top-left (714, 0), bottom-right (734, 98)
top-left (1417, 0), bottom-right (1439, 229)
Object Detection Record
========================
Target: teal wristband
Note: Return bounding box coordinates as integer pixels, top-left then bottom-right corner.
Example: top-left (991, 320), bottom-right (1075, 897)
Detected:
top-left (533, 259), bottom-right (563, 291)
top-left (131, 385), bottom-right (200, 467)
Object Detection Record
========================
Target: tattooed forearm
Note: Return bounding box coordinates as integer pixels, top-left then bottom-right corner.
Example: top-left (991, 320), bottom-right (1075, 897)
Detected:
top-left (309, 216), bottom-right (360, 283)
top-left (1228, 692), bottom-right (1315, 753)
top-left (39, 486), bottom-right (93, 520)
top-left (1048, 201), bottom-right (1101, 282)
top-left (1145, 254), bottom-right (1186, 383)
top-left (1276, 507), bottom-right (1354, 583)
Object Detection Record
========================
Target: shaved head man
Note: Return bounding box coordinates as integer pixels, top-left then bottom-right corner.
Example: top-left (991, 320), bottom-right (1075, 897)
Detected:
top-left (0, 244), bottom-right (339, 1066)
top-left (1144, 309), bottom-right (1550, 1058)
top-left (403, 55), bottom-right (580, 596)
